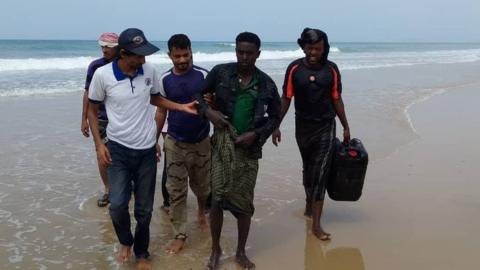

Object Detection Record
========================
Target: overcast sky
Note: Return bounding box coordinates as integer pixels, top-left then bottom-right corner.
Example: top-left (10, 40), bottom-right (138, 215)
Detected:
top-left (1, 0), bottom-right (479, 42)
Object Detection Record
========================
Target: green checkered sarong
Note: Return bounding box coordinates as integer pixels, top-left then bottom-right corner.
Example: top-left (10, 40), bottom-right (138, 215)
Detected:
top-left (210, 126), bottom-right (258, 215)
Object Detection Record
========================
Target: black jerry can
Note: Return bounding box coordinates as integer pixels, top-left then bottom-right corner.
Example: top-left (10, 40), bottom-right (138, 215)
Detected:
top-left (327, 138), bottom-right (368, 201)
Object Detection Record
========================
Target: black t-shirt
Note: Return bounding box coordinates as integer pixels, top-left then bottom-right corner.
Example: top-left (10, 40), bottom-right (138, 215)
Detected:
top-left (283, 58), bottom-right (342, 122)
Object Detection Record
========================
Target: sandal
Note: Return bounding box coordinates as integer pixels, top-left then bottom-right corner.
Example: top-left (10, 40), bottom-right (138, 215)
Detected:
top-left (97, 193), bottom-right (109, 207)
top-left (175, 233), bottom-right (188, 241)
top-left (166, 233), bottom-right (188, 254)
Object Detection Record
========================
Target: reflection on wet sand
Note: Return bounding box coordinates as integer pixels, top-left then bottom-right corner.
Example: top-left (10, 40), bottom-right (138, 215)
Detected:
top-left (304, 222), bottom-right (364, 270)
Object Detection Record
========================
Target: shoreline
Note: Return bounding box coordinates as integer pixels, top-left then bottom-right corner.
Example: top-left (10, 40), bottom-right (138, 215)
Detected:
top-left (403, 80), bottom-right (480, 139)
top-left (394, 80), bottom-right (480, 160)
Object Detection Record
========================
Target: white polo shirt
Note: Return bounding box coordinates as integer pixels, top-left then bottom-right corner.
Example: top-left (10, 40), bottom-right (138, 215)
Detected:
top-left (88, 60), bottom-right (160, 149)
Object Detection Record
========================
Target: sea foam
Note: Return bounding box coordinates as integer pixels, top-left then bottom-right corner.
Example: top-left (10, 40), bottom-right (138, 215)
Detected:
top-left (0, 49), bottom-right (306, 72)
top-left (0, 47), bottom-right (478, 72)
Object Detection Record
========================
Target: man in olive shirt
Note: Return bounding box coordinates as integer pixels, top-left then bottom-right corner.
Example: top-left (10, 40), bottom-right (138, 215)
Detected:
top-left (195, 32), bottom-right (281, 270)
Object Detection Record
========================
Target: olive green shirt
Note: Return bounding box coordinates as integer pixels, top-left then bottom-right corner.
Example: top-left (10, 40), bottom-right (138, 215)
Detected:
top-left (232, 77), bottom-right (258, 134)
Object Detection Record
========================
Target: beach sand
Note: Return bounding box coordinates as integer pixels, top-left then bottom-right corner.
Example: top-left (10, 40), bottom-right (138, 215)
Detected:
top-left (1, 62), bottom-right (479, 269)
top-left (250, 82), bottom-right (480, 270)
top-left (221, 82), bottom-right (480, 270)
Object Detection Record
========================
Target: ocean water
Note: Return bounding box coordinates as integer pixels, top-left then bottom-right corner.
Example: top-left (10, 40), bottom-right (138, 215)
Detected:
top-left (0, 40), bottom-right (479, 97)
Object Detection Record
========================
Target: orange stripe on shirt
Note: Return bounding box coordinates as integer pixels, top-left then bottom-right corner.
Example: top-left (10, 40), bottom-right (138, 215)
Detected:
top-left (286, 64), bottom-right (299, 98)
top-left (330, 66), bottom-right (340, 100)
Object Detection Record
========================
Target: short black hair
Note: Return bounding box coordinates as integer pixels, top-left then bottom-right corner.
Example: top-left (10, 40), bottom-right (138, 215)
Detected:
top-left (167, 34), bottom-right (191, 51)
top-left (235, 32), bottom-right (261, 50)
top-left (297, 28), bottom-right (327, 49)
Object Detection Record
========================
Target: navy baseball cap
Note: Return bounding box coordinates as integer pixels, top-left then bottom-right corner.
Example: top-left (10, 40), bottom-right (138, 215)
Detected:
top-left (118, 28), bottom-right (159, 56)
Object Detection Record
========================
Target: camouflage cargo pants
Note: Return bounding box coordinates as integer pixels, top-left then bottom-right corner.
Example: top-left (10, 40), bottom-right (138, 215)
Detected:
top-left (164, 135), bottom-right (211, 236)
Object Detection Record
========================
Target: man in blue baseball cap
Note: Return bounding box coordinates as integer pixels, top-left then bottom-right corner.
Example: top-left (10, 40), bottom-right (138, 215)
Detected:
top-left (88, 28), bottom-right (197, 270)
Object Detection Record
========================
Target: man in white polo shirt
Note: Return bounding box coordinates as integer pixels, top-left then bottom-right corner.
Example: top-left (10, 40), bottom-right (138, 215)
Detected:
top-left (87, 28), bottom-right (197, 270)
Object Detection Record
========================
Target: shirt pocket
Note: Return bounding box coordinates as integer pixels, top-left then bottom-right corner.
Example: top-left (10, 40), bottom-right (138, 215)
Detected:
top-left (215, 81), bottom-right (233, 107)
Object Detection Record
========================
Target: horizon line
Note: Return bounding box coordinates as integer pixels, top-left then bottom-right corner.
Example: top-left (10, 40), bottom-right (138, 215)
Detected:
top-left (0, 38), bottom-right (479, 44)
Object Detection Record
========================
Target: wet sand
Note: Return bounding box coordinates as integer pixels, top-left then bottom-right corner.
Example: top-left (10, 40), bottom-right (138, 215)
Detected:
top-left (249, 83), bottom-right (480, 270)
top-left (1, 63), bottom-right (480, 269)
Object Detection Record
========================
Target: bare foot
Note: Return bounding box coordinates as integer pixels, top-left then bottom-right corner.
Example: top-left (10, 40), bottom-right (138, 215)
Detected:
top-left (166, 238), bottom-right (185, 255)
top-left (235, 252), bottom-right (255, 269)
top-left (206, 248), bottom-right (222, 270)
top-left (117, 244), bottom-right (132, 264)
top-left (198, 213), bottom-right (209, 233)
top-left (312, 226), bottom-right (331, 241)
top-left (136, 258), bottom-right (152, 270)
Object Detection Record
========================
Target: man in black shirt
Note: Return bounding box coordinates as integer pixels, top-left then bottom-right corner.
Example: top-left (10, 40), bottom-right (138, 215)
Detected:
top-left (272, 28), bottom-right (351, 241)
